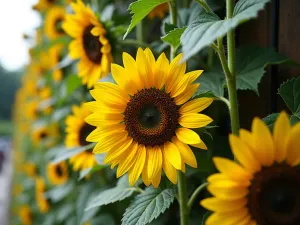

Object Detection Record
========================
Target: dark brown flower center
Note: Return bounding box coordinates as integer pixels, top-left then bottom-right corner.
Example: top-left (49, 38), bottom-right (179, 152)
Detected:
top-left (55, 165), bottom-right (63, 177)
top-left (79, 123), bottom-right (95, 146)
top-left (248, 164), bottom-right (300, 225)
top-left (40, 131), bottom-right (47, 139)
top-left (55, 18), bottom-right (64, 34)
top-left (124, 88), bottom-right (179, 147)
top-left (82, 25), bottom-right (103, 64)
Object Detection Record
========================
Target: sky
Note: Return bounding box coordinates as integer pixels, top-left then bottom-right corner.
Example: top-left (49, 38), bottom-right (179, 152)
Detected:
top-left (0, 0), bottom-right (41, 71)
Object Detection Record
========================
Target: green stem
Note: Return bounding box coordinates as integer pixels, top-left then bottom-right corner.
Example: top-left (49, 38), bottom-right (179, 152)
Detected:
top-left (136, 21), bottom-right (144, 43)
top-left (195, 0), bottom-right (212, 13)
top-left (226, 0), bottom-right (240, 135)
top-left (168, 1), bottom-right (177, 60)
top-left (120, 39), bottom-right (149, 48)
top-left (178, 171), bottom-right (189, 225)
top-left (183, 0), bottom-right (189, 8)
top-left (187, 182), bottom-right (208, 211)
top-left (207, 47), bottom-right (214, 68)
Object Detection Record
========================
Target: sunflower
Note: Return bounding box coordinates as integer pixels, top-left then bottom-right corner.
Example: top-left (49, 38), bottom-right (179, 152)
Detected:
top-left (62, 0), bottom-right (113, 88)
top-left (33, 0), bottom-right (58, 11)
top-left (148, 3), bottom-right (169, 19)
top-left (201, 112), bottom-right (300, 225)
top-left (49, 44), bottom-right (64, 82)
top-left (47, 162), bottom-right (69, 185)
top-left (45, 6), bottom-right (66, 40)
top-left (19, 205), bottom-right (32, 225)
top-left (35, 177), bottom-right (49, 213)
top-left (65, 104), bottom-right (97, 171)
top-left (85, 48), bottom-right (213, 187)
top-left (32, 125), bottom-right (58, 147)
top-left (24, 162), bottom-right (37, 178)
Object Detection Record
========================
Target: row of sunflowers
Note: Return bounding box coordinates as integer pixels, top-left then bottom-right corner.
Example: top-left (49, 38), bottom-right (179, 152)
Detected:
top-left (13, 0), bottom-right (300, 225)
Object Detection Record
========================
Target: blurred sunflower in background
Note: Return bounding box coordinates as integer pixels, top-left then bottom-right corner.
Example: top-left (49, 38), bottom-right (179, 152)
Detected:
top-left (19, 205), bottom-right (32, 225)
top-left (45, 6), bottom-right (66, 40)
top-left (201, 112), bottom-right (300, 225)
top-left (31, 124), bottom-right (59, 147)
top-left (23, 162), bottom-right (37, 178)
top-left (62, 0), bottom-right (113, 88)
top-left (49, 44), bottom-right (64, 82)
top-left (65, 104), bottom-right (97, 171)
top-left (85, 48), bottom-right (213, 187)
top-left (35, 177), bottom-right (49, 213)
top-left (47, 162), bottom-right (69, 185)
top-left (33, 0), bottom-right (58, 11)
top-left (148, 3), bottom-right (169, 19)
top-left (32, 126), bottom-right (49, 146)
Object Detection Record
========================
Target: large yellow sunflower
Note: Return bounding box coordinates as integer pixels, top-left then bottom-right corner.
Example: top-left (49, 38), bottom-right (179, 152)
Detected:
top-left (45, 6), bottom-right (66, 40)
top-left (35, 177), bottom-right (49, 213)
top-left (85, 48), bottom-right (213, 187)
top-left (47, 162), bottom-right (69, 185)
top-left (19, 205), bottom-right (32, 225)
top-left (201, 112), bottom-right (300, 225)
top-left (62, 0), bottom-right (113, 88)
top-left (65, 104), bottom-right (97, 171)
top-left (148, 3), bottom-right (169, 19)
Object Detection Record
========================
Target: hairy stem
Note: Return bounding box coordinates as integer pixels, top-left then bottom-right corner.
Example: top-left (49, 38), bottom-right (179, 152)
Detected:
top-left (226, 0), bottom-right (240, 135)
top-left (168, 1), bottom-right (178, 60)
top-left (178, 171), bottom-right (189, 225)
top-left (136, 21), bottom-right (144, 43)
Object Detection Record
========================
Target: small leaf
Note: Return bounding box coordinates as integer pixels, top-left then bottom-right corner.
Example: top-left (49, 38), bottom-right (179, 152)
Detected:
top-left (262, 113), bottom-right (279, 130)
top-left (161, 27), bottom-right (186, 49)
top-left (278, 77), bottom-right (300, 120)
top-left (124, 0), bottom-right (171, 39)
top-left (122, 187), bottom-right (176, 225)
top-left (163, 23), bottom-right (178, 34)
top-left (181, 0), bottom-right (270, 61)
top-left (85, 187), bottom-right (136, 210)
top-left (51, 143), bottom-right (96, 164)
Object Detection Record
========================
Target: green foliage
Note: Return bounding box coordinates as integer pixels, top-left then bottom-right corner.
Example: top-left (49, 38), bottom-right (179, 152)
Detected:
top-left (161, 27), bottom-right (186, 49)
top-left (262, 113), bottom-right (280, 130)
top-left (124, 0), bottom-right (171, 39)
top-left (279, 77), bottom-right (300, 121)
top-left (181, 0), bottom-right (270, 61)
top-left (122, 187), bottom-right (176, 225)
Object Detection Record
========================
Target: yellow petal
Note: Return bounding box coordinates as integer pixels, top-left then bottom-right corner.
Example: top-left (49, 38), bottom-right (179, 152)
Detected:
top-left (286, 123), bottom-right (300, 166)
top-left (163, 141), bottom-right (182, 170)
top-left (186, 70), bottom-right (204, 83)
top-left (207, 184), bottom-right (249, 200)
top-left (128, 145), bottom-right (146, 186)
top-left (93, 82), bottom-right (129, 102)
top-left (111, 64), bottom-right (132, 92)
top-left (162, 148), bottom-right (177, 184)
top-left (179, 113), bottom-right (213, 128)
top-left (179, 98), bottom-right (213, 114)
top-left (190, 141), bottom-right (208, 150)
top-left (154, 52), bottom-right (169, 89)
top-left (104, 137), bottom-right (133, 164)
top-left (176, 128), bottom-right (201, 144)
top-left (92, 132), bottom-right (127, 154)
top-left (136, 48), bottom-right (150, 88)
top-left (174, 83), bottom-right (200, 105)
top-left (252, 118), bottom-right (275, 166)
top-left (273, 112), bottom-right (291, 163)
top-left (85, 113), bottom-right (123, 126)
top-left (147, 146), bottom-right (163, 182)
top-left (172, 137), bottom-right (197, 168)
top-left (201, 197), bottom-right (247, 213)
top-left (205, 208), bottom-right (249, 225)
top-left (213, 157), bottom-right (253, 182)
top-left (151, 166), bottom-right (162, 188)
top-left (116, 142), bottom-right (138, 178)
top-left (229, 134), bottom-right (261, 173)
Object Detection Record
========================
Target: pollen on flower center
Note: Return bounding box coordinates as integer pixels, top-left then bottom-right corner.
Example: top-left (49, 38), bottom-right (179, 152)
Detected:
top-left (79, 123), bottom-right (94, 146)
top-left (124, 88), bottom-right (180, 147)
top-left (82, 25), bottom-right (103, 64)
top-left (248, 164), bottom-right (300, 225)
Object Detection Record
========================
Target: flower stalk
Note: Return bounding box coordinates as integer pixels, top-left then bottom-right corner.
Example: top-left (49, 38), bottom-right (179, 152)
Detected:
top-left (178, 171), bottom-right (189, 225)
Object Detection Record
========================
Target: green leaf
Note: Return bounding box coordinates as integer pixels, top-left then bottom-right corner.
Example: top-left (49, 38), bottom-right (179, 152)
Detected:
top-left (278, 77), bottom-right (300, 121)
top-left (235, 46), bottom-right (288, 93)
top-left (161, 27), bottom-right (186, 49)
top-left (85, 187), bottom-right (137, 210)
top-left (122, 187), bottom-right (176, 225)
top-left (78, 165), bottom-right (106, 181)
top-left (92, 214), bottom-right (116, 225)
top-left (51, 143), bottom-right (95, 164)
top-left (262, 113), bottom-right (279, 130)
top-left (163, 23), bottom-right (178, 34)
top-left (45, 182), bottom-right (75, 203)
top-left (196, 71), bottom-right (224, 97)
top-left (57, 203), bottom-right (73, 223)
top-left (124, 0), bottom-right (171, 39)
top-left (66, 75), bottom-right (82, 96)
top-left (181, 0), bottom-right (270, 61)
